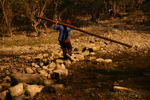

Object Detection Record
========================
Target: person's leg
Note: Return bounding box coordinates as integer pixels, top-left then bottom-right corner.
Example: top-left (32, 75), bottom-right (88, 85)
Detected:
top-left (59, 41), bottom-right (67, 60)
top-left (65, 42), bottom-right (72, 56)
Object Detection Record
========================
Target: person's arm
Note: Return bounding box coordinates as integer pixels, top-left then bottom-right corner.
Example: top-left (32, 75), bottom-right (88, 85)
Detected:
top-left (53, 21), bottom-right (60, 30)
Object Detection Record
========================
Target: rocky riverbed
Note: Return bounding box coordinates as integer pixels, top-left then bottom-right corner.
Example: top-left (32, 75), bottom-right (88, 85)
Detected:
top-left (0, 18), bottom-right (150, 99)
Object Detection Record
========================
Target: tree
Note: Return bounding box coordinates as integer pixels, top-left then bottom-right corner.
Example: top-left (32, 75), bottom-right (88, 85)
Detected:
top-left (0, 0), bottom-right (13, 37)
top-left (23, 0), bottom-right (50, 36)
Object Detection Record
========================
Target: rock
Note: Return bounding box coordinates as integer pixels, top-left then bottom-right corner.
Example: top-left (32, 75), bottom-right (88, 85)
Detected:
top-left (75, 55), bottom-right (84, 60)
top-left (55, 64), bottom-right (62, 70)
top-left (44, 79), bottom-right (57, 86)
top-left (82, 50), bottom-right (89, 56)
top-left (26, 84), bottom-right (44, 97)
top-left (42, 66), bottom-right (49, 70)
top-left (1, 73), bottom-right (5, 77)
top-left (35, 54), bottom-right (43, 60)
top-left (3, 76), bottom-right (11, 82)
top-left (12, 95), bottom-right (24, 100)
top-left (5, 70), bottom-right (11, 75)
top-left (89, 57), bottom-right (96, 61)
top-left (103, 59), bottom-right (112, 67)
top-left (0, 83), bottom-right (11, 88)
top-left (64, 60), bottom-right (72, 67)
top-left (61, 64), bottom-right (66, 69)
top-left (35, 64), bottom-right (40, 68)
top-left (89, 52), bottom-right (96, 56)
top-left (50, 84), bottom-right (64, 92)
top-left (52, 69), bottom-right (68, 81)
top-left (9, 83), bottom-right (24, 97)
top-left (49, 62), bottom-right (56, 68)
top-left (39, 70), bottom-right (48, 77)
top-left (31, 63), bottom-right (36, 67)
top-left (56, 59), bottom-right (64, 64)
top-left (43, 53), bottom-right (49, 58)
top-left (0, 90), bottom-right (9, 100)
top-left (11, 69), bottom-right (18, 73)
top-left (40, 62), bottom-right (44, 67)
top-left (11, 73), bottom-right (41, 85)
top-left (25, 67), bottom-right (34, 74)
top-left (43, 59), bottom-right (48, 64)
top-left (26, 56), bottom-right (32, 61)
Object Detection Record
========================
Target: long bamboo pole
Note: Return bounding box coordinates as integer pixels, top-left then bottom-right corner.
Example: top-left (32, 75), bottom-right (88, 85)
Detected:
top-left (36, 16), bottom-right (132, 47)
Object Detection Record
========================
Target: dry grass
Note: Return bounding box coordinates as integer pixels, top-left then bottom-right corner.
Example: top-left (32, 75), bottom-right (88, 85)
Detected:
top-left (0, 29), bottom-right (84, 47)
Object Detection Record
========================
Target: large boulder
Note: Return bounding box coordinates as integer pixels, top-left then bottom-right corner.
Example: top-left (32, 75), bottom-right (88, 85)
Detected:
top-left (11, 73), bottom-right (42, 85)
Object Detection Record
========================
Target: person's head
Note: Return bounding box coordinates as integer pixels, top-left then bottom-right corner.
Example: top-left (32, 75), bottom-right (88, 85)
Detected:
top-left (65, 19), bottom-right (71, 24)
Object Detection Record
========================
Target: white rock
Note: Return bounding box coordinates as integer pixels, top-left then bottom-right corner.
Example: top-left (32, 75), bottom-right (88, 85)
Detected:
top-left (25, 67), bottom-right (34, 74)
top-left (26, 85), bottom-right (44, 97)
top-left (61, 64), bottom-right (66, 69)
top-left (9, 83), bottom-right (24, 97)
top-left (90, 52), bottom-right (96, 56)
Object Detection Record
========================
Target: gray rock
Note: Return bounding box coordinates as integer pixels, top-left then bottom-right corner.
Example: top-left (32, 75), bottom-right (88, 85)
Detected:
top-left (9, 83), bottom-right (24, 97)
top-left (11, 73), bottom-right (41, 85)
top-left (26, 84), bottom-right (44, 97)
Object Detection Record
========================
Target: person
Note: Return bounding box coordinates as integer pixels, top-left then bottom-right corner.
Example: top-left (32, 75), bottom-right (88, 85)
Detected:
top-left (53, 19), bottom-right (73, 60)
top-left (116, 6), bottom-right (119, 13)
top-left (109, 7), bottom-right (113, 21)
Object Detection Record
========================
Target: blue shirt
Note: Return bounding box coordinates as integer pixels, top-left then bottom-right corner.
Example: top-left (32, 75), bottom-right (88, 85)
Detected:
top-left (54, 25), bottom-right (71, 41)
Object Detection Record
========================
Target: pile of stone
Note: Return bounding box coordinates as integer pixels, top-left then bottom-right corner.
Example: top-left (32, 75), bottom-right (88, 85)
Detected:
top-left (0, 38), bottom-right (113, 100)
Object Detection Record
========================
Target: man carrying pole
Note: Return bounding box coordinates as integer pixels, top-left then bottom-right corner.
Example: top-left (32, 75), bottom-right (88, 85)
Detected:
top-left (53, 19), bottom-right (74, 61)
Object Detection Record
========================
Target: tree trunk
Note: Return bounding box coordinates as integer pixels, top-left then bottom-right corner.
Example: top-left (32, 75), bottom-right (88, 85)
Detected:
top-left (113, 0), bottom-right (116, 14)
top-left (53, 0), bottom-right (59, 21)
top-left (91, 2), bottom-right (96, 21)
top-left (0, 0), bottom-right (12, 37)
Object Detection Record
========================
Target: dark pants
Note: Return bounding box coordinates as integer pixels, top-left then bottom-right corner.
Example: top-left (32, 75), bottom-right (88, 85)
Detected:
top-left (59, 41), bottom-right (72, 59)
